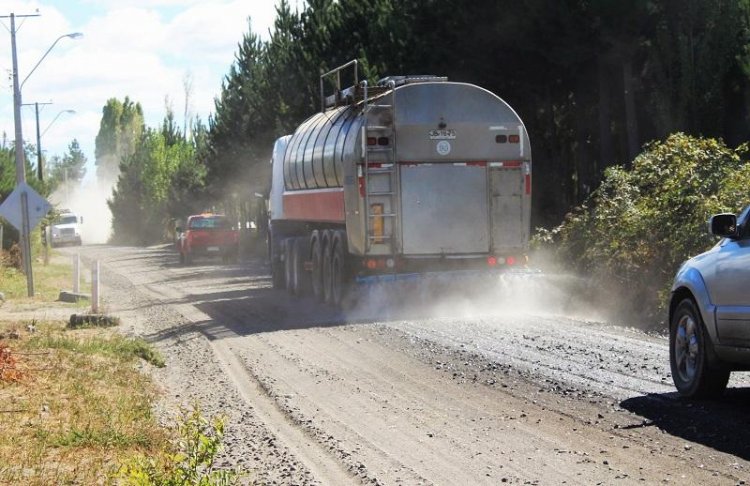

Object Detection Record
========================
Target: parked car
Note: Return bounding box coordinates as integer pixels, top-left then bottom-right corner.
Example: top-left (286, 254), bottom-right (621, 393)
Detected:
top-left (669, 205), bottom-right (750, 398)
top-left (177, 214), bottom-right (238, 264)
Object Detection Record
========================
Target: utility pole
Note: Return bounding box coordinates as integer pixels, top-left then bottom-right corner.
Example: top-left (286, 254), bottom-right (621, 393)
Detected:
top-left (22, 101), bottom-right (53, 181)
top-left (2, 12), bottom-right (40, 296)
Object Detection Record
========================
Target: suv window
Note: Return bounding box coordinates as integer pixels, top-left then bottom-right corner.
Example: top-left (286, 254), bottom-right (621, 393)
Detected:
top-left (188, 216), bottom-right (230, 230)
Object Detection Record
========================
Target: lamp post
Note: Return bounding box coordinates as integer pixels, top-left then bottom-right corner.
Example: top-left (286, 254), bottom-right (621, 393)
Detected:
top-left (2, 10), bottom-right (82, 296)
top-left (37, 109), bottom-right (76, 181)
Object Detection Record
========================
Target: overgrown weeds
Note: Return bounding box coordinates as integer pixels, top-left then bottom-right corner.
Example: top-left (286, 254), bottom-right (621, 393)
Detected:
top-left (117, 406), bottom-right (243, 485)
top-left (534, 134), bottom-right (750, 328)
top-left (0, 320), bottom-right (168, 484)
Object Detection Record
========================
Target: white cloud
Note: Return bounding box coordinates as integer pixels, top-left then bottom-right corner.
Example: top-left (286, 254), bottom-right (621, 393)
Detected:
top-left (0, 0), bottom-right (301, 185)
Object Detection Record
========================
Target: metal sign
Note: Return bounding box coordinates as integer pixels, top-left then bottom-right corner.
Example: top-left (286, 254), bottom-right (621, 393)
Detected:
top-left (0, 182), bottom-right (51, 231)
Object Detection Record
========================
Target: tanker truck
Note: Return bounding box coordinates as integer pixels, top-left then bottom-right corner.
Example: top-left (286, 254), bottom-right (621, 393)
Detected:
top-left (267, 60), bottom-right (531, 306)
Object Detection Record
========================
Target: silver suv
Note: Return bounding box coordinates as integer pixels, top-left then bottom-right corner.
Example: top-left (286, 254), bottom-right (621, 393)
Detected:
top-left (669, 205), bottom-right (750, 397)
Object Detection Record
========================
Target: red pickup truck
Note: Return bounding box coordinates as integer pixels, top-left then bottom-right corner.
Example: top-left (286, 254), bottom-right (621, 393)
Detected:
top-left (177, 214), bottom-right (239, 264)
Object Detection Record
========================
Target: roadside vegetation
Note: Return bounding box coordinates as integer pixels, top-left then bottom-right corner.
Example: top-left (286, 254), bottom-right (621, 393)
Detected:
top-left (0, 320), bottom-right (168, 484)
top-left (0, 258), bottom-right (241, 485)
top-left (535, 134), bottom-right (750, 326)
top-left (1, 250), bottom-right (90, 302)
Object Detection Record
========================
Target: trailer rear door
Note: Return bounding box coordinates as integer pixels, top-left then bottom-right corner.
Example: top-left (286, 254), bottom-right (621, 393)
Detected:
top-left (400, 164), bottom-right (489, 255)
top-left (490, 168), bottom-right (525, 248)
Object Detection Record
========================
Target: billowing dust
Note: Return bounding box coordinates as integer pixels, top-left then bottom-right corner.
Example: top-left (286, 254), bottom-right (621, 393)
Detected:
top-left (49, 176), bottom-right (116, 244)
top-left (343, 264), bottom-right (651, 330)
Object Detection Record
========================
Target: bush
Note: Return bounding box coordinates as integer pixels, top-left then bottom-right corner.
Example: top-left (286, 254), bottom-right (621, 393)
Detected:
top-left (116, 406), bottom-right (242, 485)
top-left (535, 133), bottom-right (750, 326)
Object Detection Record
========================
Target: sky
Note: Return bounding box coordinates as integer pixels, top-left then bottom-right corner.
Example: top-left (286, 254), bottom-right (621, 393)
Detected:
top-left (0, 0), bottom-right (303, 182)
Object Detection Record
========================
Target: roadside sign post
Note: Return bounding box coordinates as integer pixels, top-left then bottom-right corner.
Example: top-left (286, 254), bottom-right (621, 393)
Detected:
top-left (20, 191), bottom-right (33, 295)
top-left (0, 182), bottom-right (51, 296)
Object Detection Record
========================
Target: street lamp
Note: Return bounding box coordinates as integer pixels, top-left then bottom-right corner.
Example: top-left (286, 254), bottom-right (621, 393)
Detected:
top-left (25, 107), bottom-right (75, 181)
top-left (42, 109), bottom-right (76, 138)
top-left (21, 32), bottom-right (83, 90)
top-left (2, 10), bottom-right (82, 296)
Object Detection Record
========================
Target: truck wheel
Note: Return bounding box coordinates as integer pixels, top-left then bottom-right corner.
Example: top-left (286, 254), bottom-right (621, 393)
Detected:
top-left (310, 231), bottom-right (324, 301)
top-left (271, 260), bottom-right (285, 289)
top-left (284, 239), bottom-right (295, 294)
top-left (291, 237), bottom-right (311, 296)
top-left (322, 230), bottom-right (334, 304)
top-left (269, 231), bottom-right (285, 289)
top-left (331, 231), bottom-right (349, 307)
top-left (670, 298), bottom-right (730, 398)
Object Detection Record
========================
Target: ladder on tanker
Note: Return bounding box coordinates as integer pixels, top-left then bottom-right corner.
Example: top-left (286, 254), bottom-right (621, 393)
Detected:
top-left (361, 80), bottom-right (398, 254)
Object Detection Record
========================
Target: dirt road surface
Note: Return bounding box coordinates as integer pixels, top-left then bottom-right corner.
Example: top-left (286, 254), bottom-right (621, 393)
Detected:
top-left (62, 245), bottom-right (750, 485)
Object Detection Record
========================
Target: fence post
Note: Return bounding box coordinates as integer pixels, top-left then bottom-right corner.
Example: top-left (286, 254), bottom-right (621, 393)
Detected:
top-left (91, 260), bottom-right (100, 313)
top-left (73, 253), bottom-right (80, 293)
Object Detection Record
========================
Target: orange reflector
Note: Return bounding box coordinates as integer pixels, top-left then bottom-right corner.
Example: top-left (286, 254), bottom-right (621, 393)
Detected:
top-left (507, 256), bottom-right (516, 266)
top-left (367, 137), bottom-right (377, 146)
top-left (487, 256), bottom-right (497, 266)
top-left (358, 176), bottom-right (365, 197)
top-left (508, 134), bottom-right (520, 143)
top-left (366, 259), bottom-right (377, 270)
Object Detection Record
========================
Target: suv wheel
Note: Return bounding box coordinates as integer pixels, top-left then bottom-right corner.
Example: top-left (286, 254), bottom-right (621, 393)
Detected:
top-left (670, 298), bottom-right (730, 398)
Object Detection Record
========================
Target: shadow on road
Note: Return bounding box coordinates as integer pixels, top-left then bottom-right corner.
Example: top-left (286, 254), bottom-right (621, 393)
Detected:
top-left (620, 388), bottom-right (750, 460)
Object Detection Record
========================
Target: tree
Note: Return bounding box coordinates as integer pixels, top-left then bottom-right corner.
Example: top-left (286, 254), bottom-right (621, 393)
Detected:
top-left (47, 139), bottom-right (87, 189)
top-left (94, 97), bottom-right (145, 184)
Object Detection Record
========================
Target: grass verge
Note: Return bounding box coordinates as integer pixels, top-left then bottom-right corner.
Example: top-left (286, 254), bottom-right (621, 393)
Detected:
top-left (0, 320), bottom-right (169, 484)
top-left (1, 250), bottom-right (91, 303)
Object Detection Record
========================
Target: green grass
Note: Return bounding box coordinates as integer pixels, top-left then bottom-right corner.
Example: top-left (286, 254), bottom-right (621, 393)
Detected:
top-left (0, 321), bottom-right (170, 485)
top-left (0, 252), bottom-right (91, 302)
top-left (28, 333), bottom-right (166, 368)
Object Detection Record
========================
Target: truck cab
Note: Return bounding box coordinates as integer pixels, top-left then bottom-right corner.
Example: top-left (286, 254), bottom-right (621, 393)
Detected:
top-left (50, 210), bottom-right (82, 247)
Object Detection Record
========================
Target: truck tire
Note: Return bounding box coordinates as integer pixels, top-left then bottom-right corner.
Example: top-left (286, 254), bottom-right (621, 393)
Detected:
top-left (284, 239), bottom-right (295, 294)
top-left (330, 231), bottom-right (349, 307)
top-left (322, 230), bottom-right (334, 304)
top-left (269, 231), bottom-right (285, 289)
top-left (291, 236), bottom-right (311, 296)
top-left (310, 231), bottom-right (324, 301)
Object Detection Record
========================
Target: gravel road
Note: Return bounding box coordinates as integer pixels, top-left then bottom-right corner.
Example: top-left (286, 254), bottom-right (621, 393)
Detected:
top-left (68, 244), bottom-right (750, 485)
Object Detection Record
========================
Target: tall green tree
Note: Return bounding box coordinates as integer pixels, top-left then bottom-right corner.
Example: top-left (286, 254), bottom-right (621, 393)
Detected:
top-left (95, 97), bottom-right (145, 183)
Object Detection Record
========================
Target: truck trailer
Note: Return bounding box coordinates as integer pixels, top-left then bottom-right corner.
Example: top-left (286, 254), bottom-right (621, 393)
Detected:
top-left (267, 60), bottom-right (532, 305)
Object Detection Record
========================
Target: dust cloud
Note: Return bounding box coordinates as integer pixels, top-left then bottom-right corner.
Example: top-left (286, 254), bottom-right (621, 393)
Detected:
top-left (49, 176), bottom-right (115, 244)
top-left (343, 255), bottom-right (650, 331)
